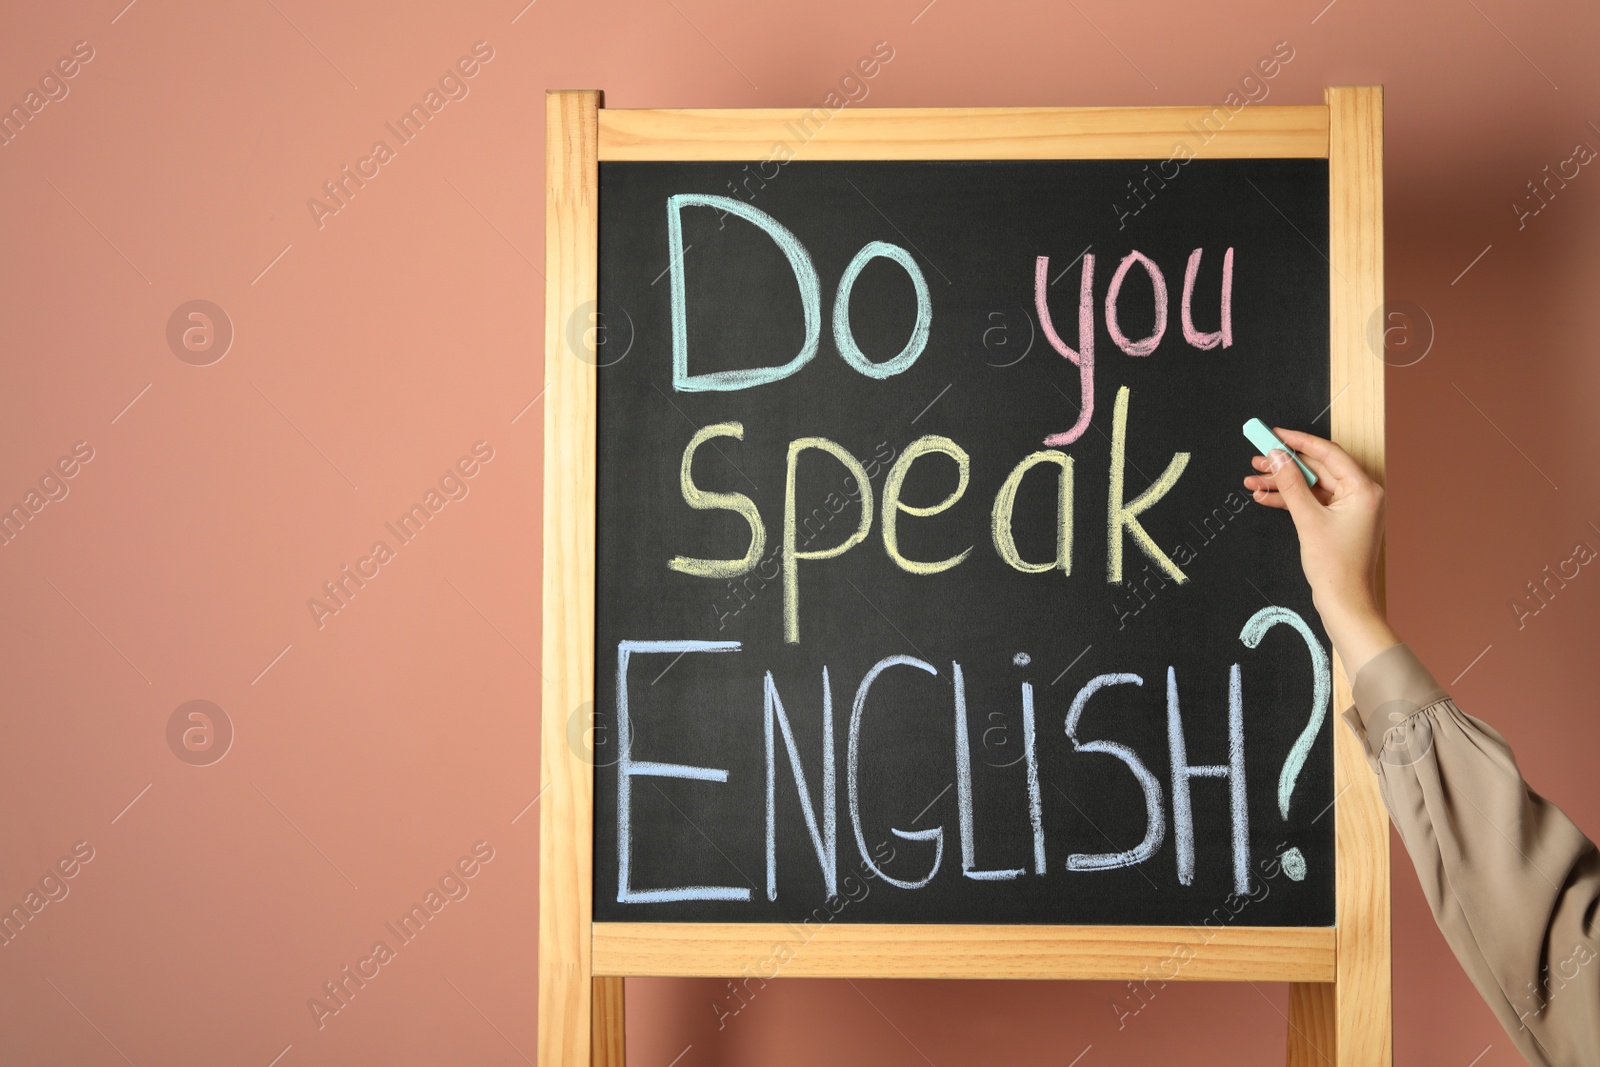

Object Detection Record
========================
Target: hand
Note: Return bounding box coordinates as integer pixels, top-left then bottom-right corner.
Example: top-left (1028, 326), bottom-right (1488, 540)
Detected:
top-left (1243, 428), bottom-right (1399, 674)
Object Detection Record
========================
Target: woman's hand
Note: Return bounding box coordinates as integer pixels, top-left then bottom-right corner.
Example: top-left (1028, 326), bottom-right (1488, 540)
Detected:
top-left (1243, 428), bottom-right (1400, 674)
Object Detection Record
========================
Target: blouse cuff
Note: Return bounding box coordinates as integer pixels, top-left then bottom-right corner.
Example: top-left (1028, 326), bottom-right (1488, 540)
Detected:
top-left (1339, 642), bottom-right (1451, 763)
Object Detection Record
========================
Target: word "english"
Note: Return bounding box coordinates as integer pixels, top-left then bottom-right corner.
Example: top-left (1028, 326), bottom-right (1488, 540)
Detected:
top-left (612, 606), bottom-right (1326, 907)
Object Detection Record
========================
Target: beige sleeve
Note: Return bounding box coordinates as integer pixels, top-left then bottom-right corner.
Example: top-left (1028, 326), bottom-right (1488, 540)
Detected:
top-left (1339, 643), bottom-right (1600, 1066)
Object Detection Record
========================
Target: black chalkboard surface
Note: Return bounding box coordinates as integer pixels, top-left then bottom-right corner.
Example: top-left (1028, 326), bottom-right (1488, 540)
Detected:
top-left (590, 158), bottom-right (1332, 927)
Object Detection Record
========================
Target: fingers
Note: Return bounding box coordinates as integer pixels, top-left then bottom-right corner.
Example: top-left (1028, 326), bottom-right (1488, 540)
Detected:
top-left (1298, 452), bottom-right (1334, 484)
top-left (1252, 449), bottom-right (1331, 487)
top-left (1271, 428), bottom-right (1368, 482)
top-left (1250, 487), bottom-right (1289, 510)
top-left (1265, 448), bottom-right (1320, 520)
top-left (1245, 473), bottom-right (1334, 506)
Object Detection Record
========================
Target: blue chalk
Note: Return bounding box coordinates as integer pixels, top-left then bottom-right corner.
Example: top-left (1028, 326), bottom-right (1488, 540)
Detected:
top-left (1243, 418), bottom-right (1318, 487)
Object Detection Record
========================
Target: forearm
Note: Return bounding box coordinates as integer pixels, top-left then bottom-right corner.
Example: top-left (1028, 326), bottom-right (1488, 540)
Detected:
top-left (1314, 592), bottom-right (1399, 679)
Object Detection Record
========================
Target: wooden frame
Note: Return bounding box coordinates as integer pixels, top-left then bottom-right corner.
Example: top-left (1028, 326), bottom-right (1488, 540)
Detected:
top-left (541, 88), bottom-right (1388, 1066)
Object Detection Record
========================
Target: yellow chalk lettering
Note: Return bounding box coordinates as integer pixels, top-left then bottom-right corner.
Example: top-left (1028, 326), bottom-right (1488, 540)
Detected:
top-left (668, 422), bottom-right (766, 578)
top-left (993, 449), bottom-right (1073, 574)
top-left (1107, 386), bottom-right (1189, 583)
top-left (881, 435), bottom-right (973, 575)
top-left (784, 437), bottom-right (872, 644)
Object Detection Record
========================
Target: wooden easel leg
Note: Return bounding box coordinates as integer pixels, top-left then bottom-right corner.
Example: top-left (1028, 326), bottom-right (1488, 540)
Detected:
top-left (540, 86), bottom-right (603, 1067)
top-left (1287, 982), bottom-right (1336, 1065)
top-left (592, 978), bottom-right (626, 1067)
top-left (1324, 83), bottom-right (1393, 1067)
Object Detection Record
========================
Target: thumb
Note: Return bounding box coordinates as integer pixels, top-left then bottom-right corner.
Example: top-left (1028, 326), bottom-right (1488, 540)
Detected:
top-left (1267, 450), bottom-right (1318, 519)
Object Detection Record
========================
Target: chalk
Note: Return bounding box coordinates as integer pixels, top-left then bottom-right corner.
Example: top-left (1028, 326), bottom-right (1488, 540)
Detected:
top-left (1064, 672), bottom-right (1165, 873)
top-left (952, 662), bottom-right (1024, 881)
top-left (616, 639), bottom-right (750, 904)
top-left (848, 655), bottom-right (945, 890)
top-left (1238, 606), bottom-right (1329, 821)
top-left (763, 669), bottom-right (837, 902)
top-left (1166, 664), bottom-right (1251, 895)
top-left (1242, 418), bottom-right (1318, 487)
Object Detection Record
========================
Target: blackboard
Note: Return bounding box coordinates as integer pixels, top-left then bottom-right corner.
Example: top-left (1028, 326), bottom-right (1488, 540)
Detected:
top-left (590, 158), bottom-right (1333, 927)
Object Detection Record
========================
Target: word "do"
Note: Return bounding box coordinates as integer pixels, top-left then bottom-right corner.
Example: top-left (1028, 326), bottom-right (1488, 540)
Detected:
top-left (667, 194), bottom-right (931, 392)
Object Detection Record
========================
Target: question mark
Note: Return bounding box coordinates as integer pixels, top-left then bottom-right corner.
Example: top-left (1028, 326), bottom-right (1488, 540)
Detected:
top-left (1239, 606), bottom-right (1331, 881)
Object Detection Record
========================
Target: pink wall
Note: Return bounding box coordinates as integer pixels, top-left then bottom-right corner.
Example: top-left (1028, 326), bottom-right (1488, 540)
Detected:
top-left (2, 1), bottom-right (1595, 1064)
